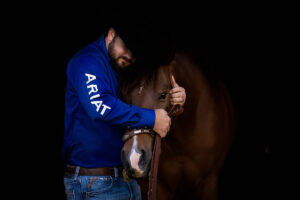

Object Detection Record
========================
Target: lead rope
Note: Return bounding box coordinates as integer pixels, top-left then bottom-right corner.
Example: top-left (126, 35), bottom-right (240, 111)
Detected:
top-left (147, 104), bottom-right (184, 200)
top-left (147, 133), bottom-right (161, 200)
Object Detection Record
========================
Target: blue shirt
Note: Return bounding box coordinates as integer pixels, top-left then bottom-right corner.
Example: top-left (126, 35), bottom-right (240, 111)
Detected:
top-left (61, 35), bottom-right (155, 168)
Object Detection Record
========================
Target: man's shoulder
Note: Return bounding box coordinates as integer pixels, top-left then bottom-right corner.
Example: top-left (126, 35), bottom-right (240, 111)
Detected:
top-left (66, 36), bottom-right (109, 77)
top-left (70, 36), bottom-right (104, 61)
top-left (67, 47), bottom-right (106, 72)
top-left (73, 45), bottom-right (105, 64)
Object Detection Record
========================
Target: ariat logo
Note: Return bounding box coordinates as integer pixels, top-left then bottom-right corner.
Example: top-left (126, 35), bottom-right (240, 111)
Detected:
top-left (85, 73), bottom-right (111, 116)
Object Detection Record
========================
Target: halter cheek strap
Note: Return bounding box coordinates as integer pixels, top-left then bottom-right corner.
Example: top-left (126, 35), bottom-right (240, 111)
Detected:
top-left (168, 104), bottom-right (184, 117)
top-left (147, 104), bottom-right (184, 200)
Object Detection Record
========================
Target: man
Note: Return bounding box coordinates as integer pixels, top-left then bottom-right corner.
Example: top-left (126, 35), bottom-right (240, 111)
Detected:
top-left (61, 25), bottom-right (186, 200)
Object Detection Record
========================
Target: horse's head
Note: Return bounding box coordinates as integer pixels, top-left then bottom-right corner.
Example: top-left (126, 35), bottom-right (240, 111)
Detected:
top-left (119, 62), bottom-right (175, 179)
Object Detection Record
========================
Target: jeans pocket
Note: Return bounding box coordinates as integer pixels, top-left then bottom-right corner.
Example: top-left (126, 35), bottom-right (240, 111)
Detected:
top-left (87, 176), bottom-right (114, 196)
top-left (63, 177), bottom-right (76, 199)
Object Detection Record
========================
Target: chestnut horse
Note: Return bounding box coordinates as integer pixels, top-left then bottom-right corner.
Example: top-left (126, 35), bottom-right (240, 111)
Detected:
top-left (120, 53), bottom-right (235, 200)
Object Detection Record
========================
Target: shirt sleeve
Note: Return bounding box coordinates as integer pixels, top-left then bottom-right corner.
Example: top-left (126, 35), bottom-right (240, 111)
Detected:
top-left (67, 54), bottom-right (155, 129)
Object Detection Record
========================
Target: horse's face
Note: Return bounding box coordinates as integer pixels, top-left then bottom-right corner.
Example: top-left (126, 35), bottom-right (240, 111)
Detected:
top-left (121, 65), bottom-right (172, 179)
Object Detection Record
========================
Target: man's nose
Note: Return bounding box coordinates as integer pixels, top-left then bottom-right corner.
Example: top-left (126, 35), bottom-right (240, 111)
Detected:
top-left (121, 56), bottom-right (136, 66)
top-left (125, 50), bottom-right (133, 58)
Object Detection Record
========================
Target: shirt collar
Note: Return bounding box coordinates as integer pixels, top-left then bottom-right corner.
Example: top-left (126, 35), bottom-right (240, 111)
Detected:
top-left (97, 35), bottom-right (110, 61)
top-left (97, 35), bottom-right (119, 77)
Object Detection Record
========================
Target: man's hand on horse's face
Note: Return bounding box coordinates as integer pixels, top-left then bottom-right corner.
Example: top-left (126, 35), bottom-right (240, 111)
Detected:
top-left (153, 109), bottom-right (171, 138)
top-left (170, 75), bottom-right (186, 106)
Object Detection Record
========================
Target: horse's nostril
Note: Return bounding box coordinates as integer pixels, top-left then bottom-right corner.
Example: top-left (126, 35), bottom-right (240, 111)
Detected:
top-left (139, 149), bottom-right (147, 166)
top-left (140, 149), bottom-right (146, 159)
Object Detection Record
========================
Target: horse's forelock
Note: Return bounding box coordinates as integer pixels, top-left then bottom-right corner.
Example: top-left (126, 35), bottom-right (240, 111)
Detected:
top-left (119, 64), bottom-right (160, 99)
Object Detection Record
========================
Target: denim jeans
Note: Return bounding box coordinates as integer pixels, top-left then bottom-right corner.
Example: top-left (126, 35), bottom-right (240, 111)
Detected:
top-left (63, 166), bottom-right (142, 200)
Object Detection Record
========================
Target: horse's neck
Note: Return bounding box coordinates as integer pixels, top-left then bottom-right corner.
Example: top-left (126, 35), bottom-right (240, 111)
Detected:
top-left (166, 54), bottom-right (219, 144)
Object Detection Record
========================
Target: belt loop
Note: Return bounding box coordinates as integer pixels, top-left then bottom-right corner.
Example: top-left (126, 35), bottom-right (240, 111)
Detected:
top-left (74, 166), bottom-right (80, 180)
top-left (114, 167), bottom-right (118, 180)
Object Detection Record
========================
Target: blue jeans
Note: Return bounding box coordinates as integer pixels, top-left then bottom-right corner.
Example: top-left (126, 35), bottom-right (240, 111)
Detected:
top-left (63, 166), bottom-right (142, 200)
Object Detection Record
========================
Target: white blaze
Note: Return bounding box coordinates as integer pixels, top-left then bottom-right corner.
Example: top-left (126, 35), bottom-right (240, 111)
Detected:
top-left (129, 136), bottom-right (144, 175)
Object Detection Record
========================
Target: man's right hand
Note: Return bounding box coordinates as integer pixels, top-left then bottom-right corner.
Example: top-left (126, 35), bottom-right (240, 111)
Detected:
top-left (153, 109), bottom-right (171, 138)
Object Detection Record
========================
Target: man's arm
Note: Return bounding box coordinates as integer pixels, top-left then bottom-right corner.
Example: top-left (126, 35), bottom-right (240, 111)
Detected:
top-left (68, 55), bottom-right (155, 129)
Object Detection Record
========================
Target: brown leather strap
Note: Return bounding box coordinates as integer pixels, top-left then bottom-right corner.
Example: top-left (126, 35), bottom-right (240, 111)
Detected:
top-left (168, 104), bottom-right (184, 117)
top-left (147, 134), bottom-right (161, 200)
top-left (123, 129), bottom-right (155, 142)
top-left (147, 104), bottom-right (184, 200)
top-left (64, 166), bottom-right (123, 177)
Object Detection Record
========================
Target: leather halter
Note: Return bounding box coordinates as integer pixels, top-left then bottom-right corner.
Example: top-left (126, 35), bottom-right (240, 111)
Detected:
top-left (122, 129), bottom-right (155, 143)
top-left (122, 104), bottom-right (184, 143)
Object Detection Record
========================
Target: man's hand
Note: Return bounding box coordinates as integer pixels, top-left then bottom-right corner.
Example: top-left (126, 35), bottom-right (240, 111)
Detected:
top-left (153, 109), bottom-right (171, 138)
top-left (170, 75), bottom-right (186, 106)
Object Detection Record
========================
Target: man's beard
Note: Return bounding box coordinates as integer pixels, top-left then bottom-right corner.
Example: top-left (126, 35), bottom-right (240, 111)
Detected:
top-left (109, 58), bottom-right (127, 74)
top-left (107, 39), bottom-right (128, 74)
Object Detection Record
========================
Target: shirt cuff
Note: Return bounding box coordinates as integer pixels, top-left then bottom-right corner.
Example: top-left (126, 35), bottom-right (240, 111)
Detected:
top-left (139, 108), bottom-right (156, 129)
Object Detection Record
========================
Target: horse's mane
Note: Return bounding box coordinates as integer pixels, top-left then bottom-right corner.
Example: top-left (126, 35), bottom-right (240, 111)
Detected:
top-left (118, 42), bottom-right (175, 99)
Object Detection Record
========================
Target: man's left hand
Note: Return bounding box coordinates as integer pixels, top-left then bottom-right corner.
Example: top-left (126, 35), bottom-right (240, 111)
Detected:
top-left (170, 75), bottom-right (186, 106)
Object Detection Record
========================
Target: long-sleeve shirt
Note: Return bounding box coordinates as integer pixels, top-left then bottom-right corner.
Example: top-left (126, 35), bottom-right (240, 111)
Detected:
top-left (61, 35), bottom-right (155, 168)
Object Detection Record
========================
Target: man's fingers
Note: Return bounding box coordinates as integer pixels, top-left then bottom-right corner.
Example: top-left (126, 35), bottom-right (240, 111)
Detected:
top-left (171, 97), bottom-right (185, 105)
top-left (170, 87), bottom-right (184, 94)
top-left (170, 92), bottom-right (184, 98)
top-left (171, 97), bottom-right (184, 102)
top-left (171, 75), bottom-right (179, 87)
top-left (171, 102), bottom-right (183, 106)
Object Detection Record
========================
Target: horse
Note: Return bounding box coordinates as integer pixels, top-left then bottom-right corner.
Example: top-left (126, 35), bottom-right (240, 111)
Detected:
top-left (119, 53), bottom-right (235, 200)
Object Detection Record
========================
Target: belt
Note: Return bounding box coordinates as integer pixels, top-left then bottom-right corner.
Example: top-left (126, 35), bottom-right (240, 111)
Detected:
top-left (64, 165), bottom-right (123, 177)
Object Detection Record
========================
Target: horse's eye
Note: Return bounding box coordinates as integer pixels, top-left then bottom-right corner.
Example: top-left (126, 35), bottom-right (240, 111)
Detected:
top-left (159, 91), bottom-right (168, 100)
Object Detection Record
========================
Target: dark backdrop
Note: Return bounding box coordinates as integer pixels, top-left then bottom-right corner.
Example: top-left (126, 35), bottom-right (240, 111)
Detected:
top-left (8, 5), bottom-right (288, 200)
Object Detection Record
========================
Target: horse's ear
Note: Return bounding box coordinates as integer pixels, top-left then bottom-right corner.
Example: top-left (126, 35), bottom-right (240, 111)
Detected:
top-left (169, 59), bottom-right (177, 81)
top-left (170, 59), bottom-right (177, 67)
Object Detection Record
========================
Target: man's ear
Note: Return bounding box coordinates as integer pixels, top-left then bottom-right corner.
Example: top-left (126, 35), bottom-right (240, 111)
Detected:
top-left (107, 27), bottom-right (116, 43)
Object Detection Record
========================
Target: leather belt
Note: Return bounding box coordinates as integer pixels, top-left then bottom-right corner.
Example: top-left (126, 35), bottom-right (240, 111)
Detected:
top-left (64, 165), bottom-right (123, 177)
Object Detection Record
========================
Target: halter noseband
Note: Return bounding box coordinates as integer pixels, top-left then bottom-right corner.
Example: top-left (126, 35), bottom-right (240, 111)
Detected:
top-left (122, 128), bottom-right (155, 143)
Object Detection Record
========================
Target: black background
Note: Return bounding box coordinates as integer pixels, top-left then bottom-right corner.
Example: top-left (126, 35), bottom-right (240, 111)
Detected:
top-left (6, 4), bottom-right (291, 200)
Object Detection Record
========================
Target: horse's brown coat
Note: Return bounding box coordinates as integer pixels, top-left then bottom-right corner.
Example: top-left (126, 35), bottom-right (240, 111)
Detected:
top-left (120, 53), bottom-right (234, 200)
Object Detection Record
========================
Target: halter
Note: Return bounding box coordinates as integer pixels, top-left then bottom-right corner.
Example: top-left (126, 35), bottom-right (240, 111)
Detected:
top-left (122, 128), bottom-right (155, 143)
top-left (122, 104), bottom-right (184, 143)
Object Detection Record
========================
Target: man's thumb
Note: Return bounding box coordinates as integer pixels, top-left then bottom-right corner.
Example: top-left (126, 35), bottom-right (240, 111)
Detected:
top-left (171, 75), bottom-right (179, 87)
